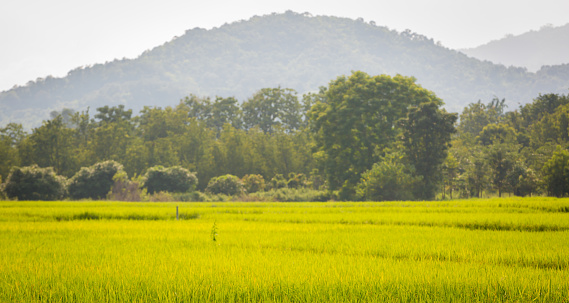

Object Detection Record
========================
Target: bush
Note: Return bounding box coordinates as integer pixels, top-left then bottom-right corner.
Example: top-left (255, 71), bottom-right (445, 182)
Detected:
top-left (142, 166), bottom-right (198, 194)
top-left (146, 191), bottom-right (175, 202)
top-left (68, 161), bottom-right (124, 200)
top-left (287, 173), bottom-right (306, 189)
top-left (246, 188), bottom-right (332, 202)
top-left (107, 171), bottom-right (145, 201)
top-left (270, 174), bottom-right (287, 190)
top-left (242, 174), bottom-right (265, 193)
top-left (173, 191), bottom-right (230, 202)
top-left (206, 174), bottom-right (244, 196)
top-left (356, 152), bottom-right (420, 201)
top-left (3, 165), bottom-right (67, 200)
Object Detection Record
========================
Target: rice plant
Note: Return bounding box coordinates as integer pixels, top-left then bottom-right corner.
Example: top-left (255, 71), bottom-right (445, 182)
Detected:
top-left (1, 198), bottom-right (568, 302)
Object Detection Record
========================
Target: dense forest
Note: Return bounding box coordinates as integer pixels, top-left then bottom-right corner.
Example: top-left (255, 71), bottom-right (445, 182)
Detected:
top-left (2, 71), bottom-right (569, 201)
top-left (3, 11), bottom-right (569, 129)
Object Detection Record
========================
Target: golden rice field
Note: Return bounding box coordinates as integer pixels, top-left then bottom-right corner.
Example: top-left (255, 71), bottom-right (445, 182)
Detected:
top-left (1, 198), bottom-right (568, 302)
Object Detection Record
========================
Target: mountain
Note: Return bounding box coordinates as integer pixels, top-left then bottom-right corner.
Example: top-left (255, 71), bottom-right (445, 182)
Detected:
top-left (2, 11), bottom-right (569, 128)
top-left (461, 23), bottom-right (569, 72)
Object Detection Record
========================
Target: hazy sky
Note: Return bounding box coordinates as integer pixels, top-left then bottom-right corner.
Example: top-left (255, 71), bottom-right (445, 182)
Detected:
top-left (1, 0), bottom-right (568, 92)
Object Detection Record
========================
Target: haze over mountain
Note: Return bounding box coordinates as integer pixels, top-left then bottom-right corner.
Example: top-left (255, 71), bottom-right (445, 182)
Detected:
top-left (2, 11), bottom-right (569, 128)
top-left (461, 23), bottom-right (569, 72)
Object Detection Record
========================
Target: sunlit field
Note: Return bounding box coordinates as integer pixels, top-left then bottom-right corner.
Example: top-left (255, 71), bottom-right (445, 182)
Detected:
top-left (1, 198), bottom-right (568, 302)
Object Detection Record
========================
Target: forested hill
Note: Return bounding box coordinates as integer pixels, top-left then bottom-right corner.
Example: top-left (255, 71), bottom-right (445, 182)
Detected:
top-left (461, 23), bottom-right (569, 72)
top-left (2, 11), bottom-right (569, 128)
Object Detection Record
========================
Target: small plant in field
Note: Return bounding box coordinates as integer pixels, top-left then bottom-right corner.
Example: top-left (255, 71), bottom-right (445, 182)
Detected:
top-left (211, 221), bottom-right (218, 242)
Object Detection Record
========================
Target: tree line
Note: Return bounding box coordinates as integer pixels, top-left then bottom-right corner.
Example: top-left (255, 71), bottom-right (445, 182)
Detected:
top-left (1, 71), bottom-right (568, 201)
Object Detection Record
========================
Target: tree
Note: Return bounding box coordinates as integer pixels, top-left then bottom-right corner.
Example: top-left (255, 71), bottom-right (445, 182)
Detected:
top-left (68, 161), bottom-right (124, 200)
top-left (542, 145), bottom-right (569, 197)
top-left (0, 124), bottom-right (23, 180)
top-left (485, 143), bottom-right (516, 197)
top-left (442, 153), bottom-right (459, 199)
top-left (467, 154), bottom-right (488, 198)
top-left (142, 166), bottom-right (198, 194)
top-left (457, 98), bottom-right (506, 138)
top-left (176, 119), bottom-right (216, 190)
top-left (519, 93), bottom-right (569, 128)
top-left (529, 103), bottom-right (569, 147)
top-left (210, 97), bottom-right (242, 132)
top-left (90, 119), bottom-right (131, 162)
top-left (137, 106), bottom-right (186, 141)
top-left (476, 123), bottom-right (517, 146)
top-left (3, 165), bottom-right (67, 200)
top-left (94, 105), bottom-right (132, 124)
top-left (309, 71), bottom-right (437, 199)
top-left (28, 116), bottom-right (77, 177)
top-left (242, 87), bottom-right (302, 133)
top-left (183, 96), bottom-right (242, 133)
top-left (507, 162), bottom-right (538, 197)
top-left (400, 101), bottom-right (457, 200)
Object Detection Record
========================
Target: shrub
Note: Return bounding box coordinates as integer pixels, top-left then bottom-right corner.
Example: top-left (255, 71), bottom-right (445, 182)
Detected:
top-left (356, 152), bottom-right (420, 201)
top-left (3, 165), bottom-right (67, 200)
top-left (206, 174), bottom-right (244, 196)
top-left (287, 173), bottom-right (306, 189)
top-left (242, 174), bottom-right (265, 193)
top-left (245, 188), bottom-right (332, 202)
top-left (142, 166), bottom-right (198, 194)
top-left (172, 191), bottom-right (230, 202)
top-left (146, 191), bottom-right (174, 202)
top-left (107, 171), bottom-right (145, 201)
top-left (270, 174), bottom-right (287, 190)
top-left (68, 161), bottom-right (124, 200)
top-left (307, 169), bottom-right (325, 190)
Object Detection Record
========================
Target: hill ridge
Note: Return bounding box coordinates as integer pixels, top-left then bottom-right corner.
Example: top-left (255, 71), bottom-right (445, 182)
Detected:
top-left (461, 23), bottom-right (569, 72)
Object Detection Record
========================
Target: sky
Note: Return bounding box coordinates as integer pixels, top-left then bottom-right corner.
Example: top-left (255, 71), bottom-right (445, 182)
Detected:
top-left (1, 0), bottom-right (568, 92)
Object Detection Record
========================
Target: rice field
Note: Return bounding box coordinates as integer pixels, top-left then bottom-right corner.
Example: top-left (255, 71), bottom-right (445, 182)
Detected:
top-left (1, 198), bottom-right (568, 302)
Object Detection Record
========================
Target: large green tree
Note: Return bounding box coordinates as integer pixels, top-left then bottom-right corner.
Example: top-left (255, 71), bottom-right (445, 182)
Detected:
top-left (542, 145), bottom-right (569, 197)
top-left (400, 101), bottom-right (457, 200)
top-left (242, 87), bottom-right (302, 133)
top-left (28, 116), bottom-right (77, 177)
top-left (309, 71), bottom-right (441, 199)
top-left (0, 123), bottom-right (24, 180)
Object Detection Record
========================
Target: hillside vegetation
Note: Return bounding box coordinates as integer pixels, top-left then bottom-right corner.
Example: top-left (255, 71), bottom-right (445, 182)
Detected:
top-left (3, 70), bottom-right (569, 202)
top-left (2, 11), bottom-right (569, 128)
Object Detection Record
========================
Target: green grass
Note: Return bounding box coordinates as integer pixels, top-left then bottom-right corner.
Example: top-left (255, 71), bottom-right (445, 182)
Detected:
top-left (1, 197), bottom-right (568, 302)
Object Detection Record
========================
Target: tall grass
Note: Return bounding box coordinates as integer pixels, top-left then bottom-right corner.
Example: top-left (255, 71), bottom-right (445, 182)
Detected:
top-left (1, 197), bottom-right (568, 302)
